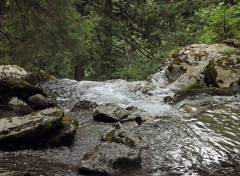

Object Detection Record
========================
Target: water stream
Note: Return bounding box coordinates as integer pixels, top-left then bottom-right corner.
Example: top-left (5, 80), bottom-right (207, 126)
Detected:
top-left (0, 71), bottom-right (240, 175)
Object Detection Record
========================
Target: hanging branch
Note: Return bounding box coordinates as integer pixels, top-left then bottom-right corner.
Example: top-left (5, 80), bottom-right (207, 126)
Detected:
top-left (0, 29), bottom-right (20, 46)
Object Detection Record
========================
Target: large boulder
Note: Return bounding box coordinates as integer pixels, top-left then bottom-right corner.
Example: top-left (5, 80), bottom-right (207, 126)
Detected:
top-left (0, 108), bottom-right (78, 149)
top-left (0, 65), bottom-right (28, 79)
top-left (0, 65), bottom-right (55, 85)
top-left (164, 44), bottom-right (240, 90)
top-left (0, 78), bottom-right (51, 109)
top-left (78, 142), bottom-right (141, 176)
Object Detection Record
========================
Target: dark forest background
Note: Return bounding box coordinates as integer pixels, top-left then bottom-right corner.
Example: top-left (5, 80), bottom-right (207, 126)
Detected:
top-left (0, 0), bottom-right (239, 80)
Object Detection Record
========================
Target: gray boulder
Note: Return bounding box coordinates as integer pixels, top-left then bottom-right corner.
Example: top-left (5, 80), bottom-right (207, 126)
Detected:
top-left (0, 108), bottom-right (78, 149)
top-left (93, 103), bottom-right (132, 123)
top-left (78, 142), bottom-right (141, 176)
top-left (28, 94), bottom-right (50, 110)
top-left (0, 65), bottom-right (28, 79)
top-left (164, 44), bottom-right (240, 90)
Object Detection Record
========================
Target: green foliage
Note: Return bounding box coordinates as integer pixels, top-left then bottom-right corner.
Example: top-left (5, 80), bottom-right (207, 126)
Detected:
top-left (113, 55), bottom-right (159, 81)
top-left (196, 1), bottom-right (240, 43)
top-left (1, 0), bottom-right (239, 81)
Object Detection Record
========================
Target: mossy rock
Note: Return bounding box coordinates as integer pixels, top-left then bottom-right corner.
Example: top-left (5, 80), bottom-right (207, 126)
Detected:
top-left (24, 70), bottom-right (56, 85)
top-left (0, 78), bottom-right (47, 103)
top-left (218, 48), bottom-right (239, 56)
top-left (45, 115), bottom-right (78, 146)
top-left (0, 108), bottom-right (78, 149)
top-left (102, 128), bottom-right (140, 148)
top-left (0, 108), bottom-right (64, 149)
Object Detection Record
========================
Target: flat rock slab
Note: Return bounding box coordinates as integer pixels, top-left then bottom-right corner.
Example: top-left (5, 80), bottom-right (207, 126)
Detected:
top-left (0, 108), bottom-right (63, 145)
top-left (78, 142), bottom-right (141, 176)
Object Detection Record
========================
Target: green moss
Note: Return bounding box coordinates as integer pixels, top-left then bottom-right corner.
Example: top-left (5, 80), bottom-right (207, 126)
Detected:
top-left (13, 79), bottom-right (32, 89)
top-left (54, 109), bottom-right (64, 118)
top-left (45, 114), bottom-right (78, 146)
top-left (218, 48), bottom-right (239, 56)
top-left (61, 115), bottom-right (78, 129)
top-left (105, 129), bottom-right (116, 143)
top-left (167, 47), bottom-right (183, 58)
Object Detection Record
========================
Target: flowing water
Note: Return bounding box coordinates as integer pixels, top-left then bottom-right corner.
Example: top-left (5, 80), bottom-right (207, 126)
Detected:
top-left (0, 72), bottom-right (240, 175)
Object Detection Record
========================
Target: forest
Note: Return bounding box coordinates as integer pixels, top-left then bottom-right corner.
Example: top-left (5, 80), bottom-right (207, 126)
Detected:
top-left (0, 0), bottom-right (239, 81)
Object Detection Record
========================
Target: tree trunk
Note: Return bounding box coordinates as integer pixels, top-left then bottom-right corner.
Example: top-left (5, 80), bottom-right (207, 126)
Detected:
top-left (74, 65), bottom-right (85, 81)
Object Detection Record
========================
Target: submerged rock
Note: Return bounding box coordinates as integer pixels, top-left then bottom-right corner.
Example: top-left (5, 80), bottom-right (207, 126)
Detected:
top-left (0, 108), bottom-right (78, 149)
top-left (78, 142), bottom-right (141, 176)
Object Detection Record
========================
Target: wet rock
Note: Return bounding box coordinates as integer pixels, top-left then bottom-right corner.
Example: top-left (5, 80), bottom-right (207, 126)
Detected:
top-left (71, 100), bottom-right (98, 111)
top-left (163, 96), bottom-right (175, 104)
top-left (164, 87), bottom-right (232, 104)
top-left (125, 106), bottom-right (151, 125)
top-left (230, 78), bottom-right (240, 96)
top-left (28, 94), bottom-right (51, 110)
top-left (93, 103), bottom-right (132, 123)
top-left (102, 128), bottom-right (141, 147)
top-left (45, 114), bottom-right (78, 146)
top-left (0, 108), bottom-right (78, 149)
top-left (78, 142), bottom-right (141, 176)
top-left (0, 78), bottom-right (47, 103)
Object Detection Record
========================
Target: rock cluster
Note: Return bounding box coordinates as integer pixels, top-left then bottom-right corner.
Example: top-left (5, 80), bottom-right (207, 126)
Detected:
top-left (0, 65), bottom-right (78, 149)
top-left (77, 103), bottom-right (148, 175)
top-left (0, 65), bottom-right (55, 110)
top-left (164, 44), bottom-right (240, 90)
